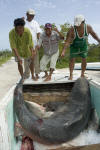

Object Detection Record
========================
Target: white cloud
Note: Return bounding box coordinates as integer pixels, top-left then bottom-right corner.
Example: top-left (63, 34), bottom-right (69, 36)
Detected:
top-left (84, 4), bottom-right (89, 8)
top-left (71, 0), bottom-right (80, 2)
top-left (34, 0), bottom-right (56, 10)
top-left (84, 0), bottom-right (100, 6)
top-left (95, 0), bottom-right (100, 5)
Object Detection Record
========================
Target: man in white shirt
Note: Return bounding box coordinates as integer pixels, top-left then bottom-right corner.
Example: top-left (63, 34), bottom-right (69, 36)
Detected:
top-left (25, 9), bottom-right (41, 79)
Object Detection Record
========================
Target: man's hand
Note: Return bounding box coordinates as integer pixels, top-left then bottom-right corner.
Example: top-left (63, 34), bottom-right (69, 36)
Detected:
top-left (35, 45), bottom-right (40, 50)
top-left (53, 27), bottom-right (64, 40)
top-left (53, 27), bottom-right (59, 33)
top-left (31, 50), bottom-right (36, 59)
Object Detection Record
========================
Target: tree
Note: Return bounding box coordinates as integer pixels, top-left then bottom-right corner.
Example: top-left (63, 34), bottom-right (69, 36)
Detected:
top-left (60, 23), bottom-right (71, 39)
top-left (40, 25), bottom-right (44, 32)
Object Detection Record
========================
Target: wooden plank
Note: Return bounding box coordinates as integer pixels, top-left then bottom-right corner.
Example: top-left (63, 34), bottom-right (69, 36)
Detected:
top-left (24, 92), bottom-right (70, 105)
top-left (23, 82), bottom-right (74, 93)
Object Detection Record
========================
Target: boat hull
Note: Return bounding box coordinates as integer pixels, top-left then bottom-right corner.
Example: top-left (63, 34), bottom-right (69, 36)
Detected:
top-left (0, 78), bottom-right (100, 149)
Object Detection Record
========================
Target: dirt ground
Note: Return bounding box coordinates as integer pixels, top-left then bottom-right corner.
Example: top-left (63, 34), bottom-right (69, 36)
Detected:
top-left (0, 57), bottom-right (20, 100)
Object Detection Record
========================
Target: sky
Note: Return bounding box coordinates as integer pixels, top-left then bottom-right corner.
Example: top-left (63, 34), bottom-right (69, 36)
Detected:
top-left (0, 0), bottom-right (100, 50)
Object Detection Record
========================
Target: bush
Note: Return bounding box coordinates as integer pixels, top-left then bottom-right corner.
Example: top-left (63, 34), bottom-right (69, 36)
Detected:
top-left (0, 49), bottom-right (12, 66)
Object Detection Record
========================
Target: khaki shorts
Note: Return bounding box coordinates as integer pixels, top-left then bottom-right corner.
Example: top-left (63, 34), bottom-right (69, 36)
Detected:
top-left (15, 56), bottom-right (31, 78)
top-left (40, 50), bottom-right (59, 71)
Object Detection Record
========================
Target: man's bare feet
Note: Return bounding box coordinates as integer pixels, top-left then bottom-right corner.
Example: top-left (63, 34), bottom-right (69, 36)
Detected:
top-left (81, 74), bottom-right (88, 78)
top-left (68, 75), bottom-right (73, 80)
top-left (81, 74), bottom-right (85, 77)
top-left (36, 74), bottom-right (39, 79)
top-left (32, 76), bottom-right (38, 81)
top-left (44, 75), bottom-right (51, 81)
top-left (42, 74), bottom-right (48, 78)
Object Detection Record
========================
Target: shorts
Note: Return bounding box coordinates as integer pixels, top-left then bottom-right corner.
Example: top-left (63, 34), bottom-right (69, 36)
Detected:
top-left (70, 52), bottom-right (88, 58)
top-left (15, 56), bottom-right (31, 78)
top-left (40, 50), bottom-right (59, 71)
top-left (70, 47), bottom-right (88, 58)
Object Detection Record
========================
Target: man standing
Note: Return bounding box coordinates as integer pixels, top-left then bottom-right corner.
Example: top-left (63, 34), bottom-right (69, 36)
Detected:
top-left (9, 18), bottom-right (37, 80)
top-left (61, 15), bottom-right (100, 80)
top-left (25, 9), bottom-right (41, 79)
top-left (37, 23), bottom-right (64, 81)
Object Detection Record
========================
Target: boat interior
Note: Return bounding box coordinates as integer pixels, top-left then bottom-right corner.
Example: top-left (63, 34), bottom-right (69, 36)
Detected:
top-left (23, 82), bottom-right (75, 106)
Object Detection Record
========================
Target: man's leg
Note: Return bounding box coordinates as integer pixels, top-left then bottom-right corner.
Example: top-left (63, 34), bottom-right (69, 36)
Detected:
top-left (44, 50), bottom-right (59, 81)
top-left (69, 58), bottom-right (75, 80)
top-left (15, 56), bottom-right (23, 77)
top-left (40, 55), bottom-right (50, 78)
top-left (44, 68), bottom-right (54, 81)
top-left (18, 62), bottom-right (23, 77)
top-left (24, 58), bottom-right (30, 78)
top-left (43, 71), bottom-right (48, 78)
top-left (29, 59), bottom-right (37, 81)
top-left (34, 51), bottom-right (40, 79)
top-left (81, 58), bottom-right (87, 77)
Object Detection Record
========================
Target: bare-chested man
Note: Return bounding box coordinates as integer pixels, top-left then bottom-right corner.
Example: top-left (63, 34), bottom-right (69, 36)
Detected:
top-left (61, 15), bottom-right (100, 80)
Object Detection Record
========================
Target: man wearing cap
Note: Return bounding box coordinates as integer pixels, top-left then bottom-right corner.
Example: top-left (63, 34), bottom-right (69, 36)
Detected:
top-left (25, 9), bottom-right (41, 79)
top-left (37, 23), bottom-right (64, 81)
top-left (9, 18), bottom-right (37, 80)
top-left (61, 15), bottom-right (100, 80)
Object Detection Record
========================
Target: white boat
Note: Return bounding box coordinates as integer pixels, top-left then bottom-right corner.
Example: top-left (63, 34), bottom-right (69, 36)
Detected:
top-left (0, 69), bottom-right (100, 150)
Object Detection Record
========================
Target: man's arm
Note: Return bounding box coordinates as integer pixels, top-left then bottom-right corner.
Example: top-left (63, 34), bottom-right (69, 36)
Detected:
top-left (61, 27), bottom-right (74, 57)
top-left (35, 34), bottom-right (43, 50)
top-left (36, 21), bottom-right (41, 40)
top-left (28, 30), bottom-right (36, 58)
top-left (37, 33), bottom-right (40, 40)
top-left (13, 48), bottom-right (23, 64)
top-left (53, 27), bottom-right (64, 40)
top-left (36, 32), bottom-right (41, 49)
top-left (29, 41), bottom-right (36, 59)
top-left (12, 48), bottom-right (20, 59)
top-left (88, 25), bottom-right (100, 43)
top-left (29, 47), bottom-right (36, 59)
top-left (9, 31), bottom-right (22, 64)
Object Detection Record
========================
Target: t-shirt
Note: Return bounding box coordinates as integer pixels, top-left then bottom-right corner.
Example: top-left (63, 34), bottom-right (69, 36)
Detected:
top-left (25, 20), bottom-right (41, 48)
top-left (38, 31), bottom-right (61, 56)
top-left (9, 27), bottom-right (33, 58)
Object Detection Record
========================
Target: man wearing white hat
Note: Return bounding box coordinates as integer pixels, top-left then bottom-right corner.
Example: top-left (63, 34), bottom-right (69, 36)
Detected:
top-left (25, 8), bottom-right (41, 79)
top-left (61, 14), bottom-right (100, 80)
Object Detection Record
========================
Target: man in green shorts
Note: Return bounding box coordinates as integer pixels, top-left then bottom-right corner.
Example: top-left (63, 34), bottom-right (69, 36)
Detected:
top-left (61, 15), bottom-right (100, 80)
top-left (9, 18), bottom-right (37, 80)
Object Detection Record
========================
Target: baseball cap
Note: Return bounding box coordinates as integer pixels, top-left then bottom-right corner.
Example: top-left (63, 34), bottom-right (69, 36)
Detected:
top-left (27, 9), bottom-right (35, 15)
top-left (45, 23), bottom-right (52, 29)
top-left (74, 15), bottom-right (85, 26)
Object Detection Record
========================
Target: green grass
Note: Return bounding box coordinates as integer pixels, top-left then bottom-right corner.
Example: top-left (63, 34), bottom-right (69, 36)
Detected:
top-left (0, 50), bottom-right (12, 66)
top-left (0, 56), bottom-right (11, 66)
